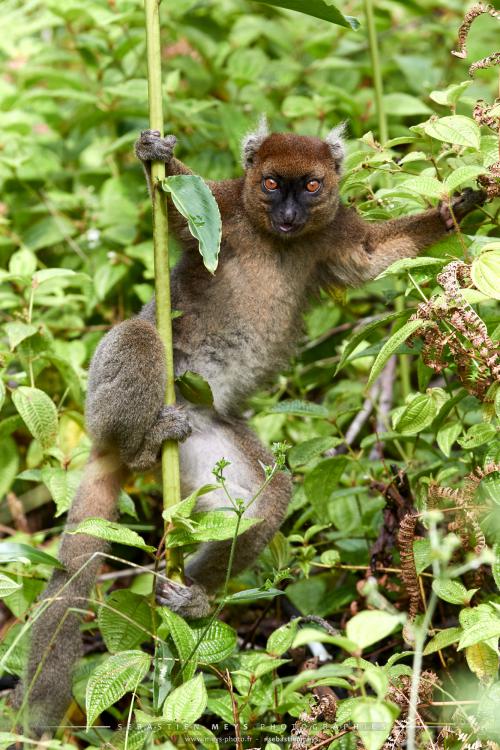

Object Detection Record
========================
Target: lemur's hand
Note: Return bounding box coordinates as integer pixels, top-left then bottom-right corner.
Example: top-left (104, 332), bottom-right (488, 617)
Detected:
top-left (135, 129), bottom-right (177, 163)
top-left (439, 187), bottom-right (486, 231)
top-left (156, 576), bottom-right (211, 619)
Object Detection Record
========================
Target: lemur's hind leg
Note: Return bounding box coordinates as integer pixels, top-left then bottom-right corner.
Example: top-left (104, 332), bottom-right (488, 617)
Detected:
top-left (155, 411), bottom-right (292, 618)
top-left (86, 318), bottom-right (191, 472)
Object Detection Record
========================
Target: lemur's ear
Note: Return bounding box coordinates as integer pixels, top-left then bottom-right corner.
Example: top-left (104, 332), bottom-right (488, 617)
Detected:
top-left (241, 115), bottom-right (270, 169)
top-left (325, 122), bottom-right (346, 173)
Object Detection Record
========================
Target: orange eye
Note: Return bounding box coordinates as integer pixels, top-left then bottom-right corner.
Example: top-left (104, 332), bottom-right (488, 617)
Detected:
top-left (264, 177), bottom-right (278, 191)
top-left (306, 179), bottom-right (321, 193)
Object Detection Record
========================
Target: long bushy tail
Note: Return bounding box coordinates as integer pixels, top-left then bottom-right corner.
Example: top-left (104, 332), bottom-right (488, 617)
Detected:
top-left (14, 449), bottom-right (126, 737)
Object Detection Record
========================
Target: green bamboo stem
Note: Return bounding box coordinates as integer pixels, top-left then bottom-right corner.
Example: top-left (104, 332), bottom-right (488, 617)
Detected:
top-left (144, 0), bottom-right (183, 582)
top-left (364, 0), bottom-right (411, 401)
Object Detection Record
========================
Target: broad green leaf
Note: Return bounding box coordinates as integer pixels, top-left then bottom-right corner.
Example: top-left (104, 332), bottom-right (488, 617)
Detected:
top-left (0, 542), bottom-right (64, 569)
top-left (86, 650), bottom-right (151, 729)
top-left (367, 320), bottom-right (432, 387)
top-left (12, 386), bottom-right (58, 450)
top-left (401, 175), bottom-right (445, 199)
top-left (69, 518), bottom-right (155, 552)
top-left (256, 0), bottom-right (359, 29)
top-left (376, 256), bottom-right (444, 279)
top-left (4, 322), bottom-right (38, 351)
top-left (423, 115), bottom-right (481, 150)
top-left (423, 626), bottom-right (462, 655)
top-left (0, 437), bottom-right (19, 498)
top-left (494, 544), bottom-right (500, 591)
top-left (158, 607), bottom-right (197, 680)
top-left (351, 698), bottom-right (397, 750)
top-left (346, 610), bottom-right (404, 651)
top-left (445, 165), bottom-right (488, 192)
top-left (33, 268), bottom-right (85, 285)
top-left (304, 457), bottom-right (347, 512)
top-left (335, 311), bottom-right (409, 375)
top-left (41, 467), bottom-right (82, 516)
top-left (0, 574), bottom-right (22, 598)
top-left (458, 618), bottom-right (500, 649)
top-left (163, 175), bottom-right (221, 273)
top-left (288, 436), bottom-right (341, 467)
top-left (432, 578), bottom-right (470, 605)
top-left (190, 619), bottom-right (237, 663)
top-left (429, 80), bottom-right (472, 107)
top-left (436, 422), bottom-right (462, 457)
top-left (98, 590), bottom-right (152, 652)
top-left (383, 93), bottom-right (431, 116)
top-left (9, 248), bottom-right (37, 276)
top-left (162, 484), bottom-right (219, 523)
top-left (465, 642), bottom-right (498, 684)
top-left (94, 264), bottom-right (127, 301)
top-left (267, 399), bottom-right (329, 417)
top-left (267, 620), bottom-right (299, 657)
top-left (224, 586), bottom-right (284, 603)
top-left (458, 423), bottom-right (497, 450)
top-left (394, 393), bottom-right (436, 435)
top-left (471, 249), bottom-right (500, 301)
top-left (176, 370), bottom-right (214, 406)
top-left (167, 512), bottom-right (259, 546)
top-left (163, 673), bottom-right (207, 725)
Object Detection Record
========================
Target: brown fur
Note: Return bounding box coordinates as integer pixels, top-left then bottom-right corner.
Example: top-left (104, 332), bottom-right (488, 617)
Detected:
top-left (17, 125), bottom-right (484, 736)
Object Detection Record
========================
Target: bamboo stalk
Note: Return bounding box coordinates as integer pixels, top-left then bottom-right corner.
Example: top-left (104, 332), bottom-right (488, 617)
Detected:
top-left (144, 0), bottom-right (183, 582)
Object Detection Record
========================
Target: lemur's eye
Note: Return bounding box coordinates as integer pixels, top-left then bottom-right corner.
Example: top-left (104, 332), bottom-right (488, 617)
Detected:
top-left (263, 177), bottom-right (278, 191)
top-left (306, 179), bottom-right (321, 193)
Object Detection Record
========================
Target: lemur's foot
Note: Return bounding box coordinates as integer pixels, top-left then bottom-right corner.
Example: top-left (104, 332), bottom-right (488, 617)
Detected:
top-left (128, 406), bottom-right (192, 471)
top-left (440, 188), bottom-right (486, 231)
top-left (156, 577), bottom-right (211, 618)
top-left (134, 129), bottom-right (177, 163)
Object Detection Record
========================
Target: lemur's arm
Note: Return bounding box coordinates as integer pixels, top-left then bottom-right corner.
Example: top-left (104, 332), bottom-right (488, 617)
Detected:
top-left (322, 189), bottom-right (485, 288)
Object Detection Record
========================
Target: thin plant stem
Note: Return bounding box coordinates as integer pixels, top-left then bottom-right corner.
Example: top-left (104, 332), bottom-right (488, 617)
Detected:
top-left (144, 0), bottom-right (183, 582)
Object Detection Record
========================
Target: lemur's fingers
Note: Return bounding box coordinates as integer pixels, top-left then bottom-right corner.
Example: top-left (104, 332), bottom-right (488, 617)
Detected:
top-left (440, 188), bottom-right (486, 231)
top-left (156, 577), bottom-right (211, 619)
top-left (135, 130), bottom-right (177, 163)
top-left (157, 405), bottom-right (192, 442)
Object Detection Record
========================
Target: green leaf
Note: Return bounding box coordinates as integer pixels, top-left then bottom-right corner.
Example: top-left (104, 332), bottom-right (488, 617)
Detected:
top-left (163, 175), bottom-right (221, 273)
top-left (346, 610), bottom-right (404, 651)
top-left (458, 618), bottom-right (500, 649)
top-left (190, 619), bottom-right (237, 663)
top-left (11, 386), bottom-right (58, 450)
top-left (41, 467), bottom-right (82, 517)
top-left (94, 264), bottom-right (127, 301)
top-left (436, 422), bottom-right (462, 457)
top-left (376, 256), bottom-right (444, 279)
top-left (445, 165), bottom-right (488, 192)
top-left (168, 511), bottom-right (259, 546)
top-left (423, 115), bottom-right (481, 150)
top-left (288, 436), bottom-right (342, 468)
top-left (335, 311), bottom-right (409, 375)
top-left (176, 371), bottom-right (214, 406)
top-left (162, 484), bottom-right (219, 523)
top-left (351, 698), bottom-right (396, 750)
top-left (9, 248), bottom-right (37, 276)
top-left (158, 607), bottom-right (197, 680)
top-left (98, 591), bottom-right (152, 653)
top-left (394, 393), bottom-right (437, 435)
top-left (494, 544), bottom-right (500, 591)
top-left (68, 518), bottom-right (155, 552)
top-left (458, 423), bottom-right (497, 450)
top-left (224, 586), bottom-right (284, 603)
top-left (267, 620), bottom-right (299, 657)
top-left (465, 642), bottom-right (498, 684)
top-left (4, 322), bottom-right (38, 351)
top-left (432, 578), bottom-right (470, 605)
top-left (423, 626), bottom-right (462, 655)
top-left (256, 0), bottom-right (359, 29)
top-left (367, 320), bottom-right (432, 387)
top-left (0, 573), bottom-right (22, 598)
top-left (163, 673), bottom-right (207, 725)
top-left (267, 399), bottom-right (329, 417)
top-left (0, 542), bottom-right (64, 569)
top-left (304, 457), bottom-right (347, 513)
top-left (429, 80), bottom-right (472, 107)
top-left (471, 249), bottom-right (500, 301)
top-left (85, 650), bottom-right (151, 729)
top-left (0, 437), bottom-right (19, 498)
top-left (383, 93), bottom-right (431, 116)
top-left (401, 175), bottom-right (445, 199)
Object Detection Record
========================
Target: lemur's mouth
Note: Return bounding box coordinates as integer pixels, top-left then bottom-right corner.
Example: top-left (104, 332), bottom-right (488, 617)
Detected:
top-left (275, 221), bottom-right (304, 235)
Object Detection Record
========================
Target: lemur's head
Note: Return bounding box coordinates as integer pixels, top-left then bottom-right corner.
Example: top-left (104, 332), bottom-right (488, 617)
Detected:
top-left (242, 116), bottom-right (345, 239)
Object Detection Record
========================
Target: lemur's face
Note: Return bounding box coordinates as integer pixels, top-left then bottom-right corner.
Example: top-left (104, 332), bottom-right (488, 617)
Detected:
top-left (243, 133), bottom-right (341, 239)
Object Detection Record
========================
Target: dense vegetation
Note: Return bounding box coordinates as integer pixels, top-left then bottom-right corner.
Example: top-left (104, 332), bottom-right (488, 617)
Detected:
top-left (0, 1), bottom-right (499, 748)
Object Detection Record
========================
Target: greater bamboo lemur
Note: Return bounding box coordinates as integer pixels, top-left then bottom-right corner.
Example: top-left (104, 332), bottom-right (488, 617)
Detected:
top-left (17, 120), bottom-right (484, 734)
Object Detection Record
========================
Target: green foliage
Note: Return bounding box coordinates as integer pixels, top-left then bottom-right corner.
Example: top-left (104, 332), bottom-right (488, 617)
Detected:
top-left (0, 0), bottom-right (499, 747)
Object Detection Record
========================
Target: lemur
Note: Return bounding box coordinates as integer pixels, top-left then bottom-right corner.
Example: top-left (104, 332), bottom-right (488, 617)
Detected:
top-left (16, 119), bottom-right (484, 735)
